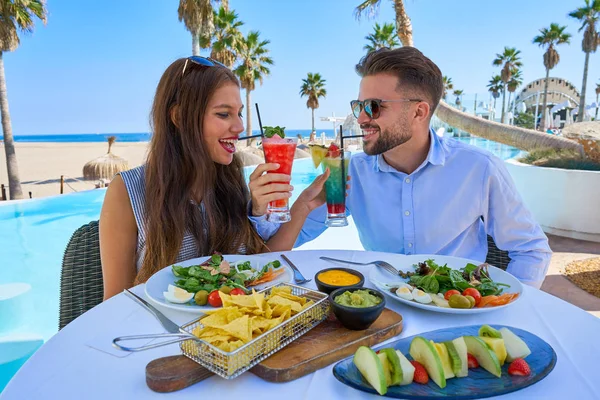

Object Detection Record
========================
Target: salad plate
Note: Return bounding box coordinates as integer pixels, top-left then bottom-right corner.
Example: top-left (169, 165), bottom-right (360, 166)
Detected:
top-left (369, 255), bottom-right (523, 314)
top-left (145, 253), bottom-right (293, 313)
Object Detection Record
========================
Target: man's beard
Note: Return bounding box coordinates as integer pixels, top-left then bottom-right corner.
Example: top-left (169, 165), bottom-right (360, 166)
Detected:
top-left (362, 120), bottom-right (412, 155)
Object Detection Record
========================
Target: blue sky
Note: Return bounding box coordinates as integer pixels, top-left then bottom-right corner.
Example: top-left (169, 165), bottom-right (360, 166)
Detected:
top-left (5, 0), bottom-right (596, 135)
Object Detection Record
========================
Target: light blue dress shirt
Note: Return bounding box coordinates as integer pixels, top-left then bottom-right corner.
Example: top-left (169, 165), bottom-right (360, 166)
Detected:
top-left (252, 130), bottom-right (552, 288)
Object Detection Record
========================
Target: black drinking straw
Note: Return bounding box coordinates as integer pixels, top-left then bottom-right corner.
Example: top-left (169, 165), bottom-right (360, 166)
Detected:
top-left (239, 103), bottom-right (265, 141)
top-left (255, 103), bottom-right (265, 138)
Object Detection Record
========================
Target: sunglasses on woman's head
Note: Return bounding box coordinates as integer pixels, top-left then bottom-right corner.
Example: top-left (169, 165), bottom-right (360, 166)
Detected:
top-left (350, 98), bottom-right (423, 119)
top-left (181, 56), bottom-right (227, 76)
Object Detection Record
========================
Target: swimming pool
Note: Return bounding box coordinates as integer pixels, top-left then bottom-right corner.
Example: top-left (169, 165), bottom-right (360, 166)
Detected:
top-left (0, 138), bottom-right (521, 390)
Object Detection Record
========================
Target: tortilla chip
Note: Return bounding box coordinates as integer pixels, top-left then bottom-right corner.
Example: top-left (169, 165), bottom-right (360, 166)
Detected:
top-left (200, 308), bottom-right (243, 327)
top-left (189, 285), bottom-right (312, 354)
top-left (271, 291), bottom-right (307, 305)
top-left (270, 286), bottom-right (292, 296)
top-left (270, 304), bottom-right (292, 319)
top-left (268, 295), bottom-right (303, 314)
top-left (219, 315), bottom-right (251, 342)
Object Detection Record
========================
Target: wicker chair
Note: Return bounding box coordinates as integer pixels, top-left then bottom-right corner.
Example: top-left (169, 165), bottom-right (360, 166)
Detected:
top-left (485, 235), bottom-right (510, 270)
top-left (58, 220), bottom-right (104, 330)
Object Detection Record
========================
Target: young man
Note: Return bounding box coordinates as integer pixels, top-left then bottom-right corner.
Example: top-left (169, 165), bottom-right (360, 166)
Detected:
top-left (295, 47), bottom-right (551, 289)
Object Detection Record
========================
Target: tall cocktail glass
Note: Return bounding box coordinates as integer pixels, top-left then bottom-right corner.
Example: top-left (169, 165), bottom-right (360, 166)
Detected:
top-left (262, 136), bottom-right (297, 223)
top-left (321, 149), bottom-right (350, 227)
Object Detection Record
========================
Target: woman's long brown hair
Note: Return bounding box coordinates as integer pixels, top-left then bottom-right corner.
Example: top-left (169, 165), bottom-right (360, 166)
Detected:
top-left (135, 59), bottom-right (264, 284)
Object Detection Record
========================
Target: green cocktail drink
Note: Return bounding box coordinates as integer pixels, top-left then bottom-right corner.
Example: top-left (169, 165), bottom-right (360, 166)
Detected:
top-left (321, 149), bottom-right (350, 227)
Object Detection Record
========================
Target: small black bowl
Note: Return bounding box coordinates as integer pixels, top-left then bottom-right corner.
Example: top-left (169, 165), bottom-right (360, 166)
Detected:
top-left (329, 287), bottom-right (386, 331)
top-left (314, 268), bottom-right (365, 295)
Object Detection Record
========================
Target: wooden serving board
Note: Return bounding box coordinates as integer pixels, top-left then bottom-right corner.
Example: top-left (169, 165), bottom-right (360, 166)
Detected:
top-left (146, 308), bottom-right (403, 393)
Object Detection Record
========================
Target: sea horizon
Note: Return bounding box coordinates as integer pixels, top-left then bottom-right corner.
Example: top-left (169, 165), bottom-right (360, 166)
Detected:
top-left (3, 129), bottom-right (340, 143)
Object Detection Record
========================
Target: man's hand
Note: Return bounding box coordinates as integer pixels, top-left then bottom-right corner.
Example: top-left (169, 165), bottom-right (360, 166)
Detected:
top-left (293, 167), bottom-right (331, 215)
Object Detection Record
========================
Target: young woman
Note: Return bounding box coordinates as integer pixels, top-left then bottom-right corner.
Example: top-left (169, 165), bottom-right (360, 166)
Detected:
top-left (100, 57), bottom-right (328, 300)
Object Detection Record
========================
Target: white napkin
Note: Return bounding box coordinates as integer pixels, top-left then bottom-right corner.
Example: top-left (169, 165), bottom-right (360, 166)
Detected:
top-left (84, 308), bottom-right (167, 358)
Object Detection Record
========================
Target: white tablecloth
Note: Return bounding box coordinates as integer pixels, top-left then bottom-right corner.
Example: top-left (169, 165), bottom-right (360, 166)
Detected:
top-left (2, 250), bottom-right (600, 400)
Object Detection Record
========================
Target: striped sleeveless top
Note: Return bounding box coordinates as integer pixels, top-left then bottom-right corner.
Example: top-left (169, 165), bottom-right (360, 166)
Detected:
top-left (119, 165), bottom-right (205, 271)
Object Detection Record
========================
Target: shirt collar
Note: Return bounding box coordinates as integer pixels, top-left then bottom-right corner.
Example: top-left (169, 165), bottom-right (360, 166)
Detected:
top-left (374, 127), bottom-right (446, 173)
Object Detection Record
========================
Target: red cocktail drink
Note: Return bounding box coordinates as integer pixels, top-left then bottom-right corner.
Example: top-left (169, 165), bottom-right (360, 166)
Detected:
top-left (262, 135), bottom-right (297, 223)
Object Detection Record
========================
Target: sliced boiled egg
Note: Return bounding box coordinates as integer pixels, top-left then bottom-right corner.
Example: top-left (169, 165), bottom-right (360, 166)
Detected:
top-left (163, 284), bottom-right (194, 304)
top-left (411, 288), bottom-right (432, 304)
top-left (395, 286), bottom-right (413, 301)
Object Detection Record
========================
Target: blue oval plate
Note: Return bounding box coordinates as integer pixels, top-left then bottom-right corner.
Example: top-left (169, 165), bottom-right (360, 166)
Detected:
top-left (332, 325), bottom-right (556, 399)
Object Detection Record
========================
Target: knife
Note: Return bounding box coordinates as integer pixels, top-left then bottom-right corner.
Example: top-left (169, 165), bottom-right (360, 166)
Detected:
top-left (124, 289), bottom-right (180, 333)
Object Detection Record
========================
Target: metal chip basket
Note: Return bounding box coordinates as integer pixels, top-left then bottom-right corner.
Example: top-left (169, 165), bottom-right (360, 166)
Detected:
top-left (180, 283), bottom-right (330, 379)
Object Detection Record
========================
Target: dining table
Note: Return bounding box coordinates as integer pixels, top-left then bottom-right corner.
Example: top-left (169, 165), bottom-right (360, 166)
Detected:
top-left (2, 250), bottom-right (599, 400)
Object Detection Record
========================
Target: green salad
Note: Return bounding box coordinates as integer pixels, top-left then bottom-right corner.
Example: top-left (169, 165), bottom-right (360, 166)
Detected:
top-left (172, 253), bottom-right (282, 294)
top-left (402, 259), bottom-right (510, 296)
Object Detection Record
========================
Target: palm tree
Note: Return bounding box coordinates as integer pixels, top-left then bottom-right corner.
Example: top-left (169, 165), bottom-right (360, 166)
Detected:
top-left (569, 0), bottom-right (600, 122)
top-left (353, 0), bottom-right (582, 152)
top-left (487, 75), bottom-right (504, 121)
top-left (178, 0), bottom-right (218, 56)
top-left (364, 22), bottom-right (399, 53)
top-left (506, 69), bottom-right (523, 123)
top-left (1, 0), bottom-right (47, 200)
top-left (299, 73), bottom-right (327, 133)
top-left (442, 76), bottom-right (453, 101)
top-left (453, 90), bottom-right (464, 107)
top-left (595, 81), bottom-right (600, 119)
top-left (234, 31), bottom-right (273, 141)
top-left (355, 0), bottom-right (413, 46)
top-left (492, 47), bottom-right (523, 124)
top-left (533, 23), bottom-right (572, 129)
top-left (201, 6), bottom-right (243, 67)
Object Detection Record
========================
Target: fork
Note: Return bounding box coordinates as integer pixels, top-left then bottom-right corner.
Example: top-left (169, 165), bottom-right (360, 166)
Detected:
top-left (280, 254), bottom-right (311, 284)
top-left (319, 256), bottom-right (400, 277)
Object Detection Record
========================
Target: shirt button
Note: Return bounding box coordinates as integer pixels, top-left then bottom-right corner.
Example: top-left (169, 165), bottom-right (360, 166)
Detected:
top-left (408, 243), bottom-right (413, 248)
top-left (405, 178), bottom-right (411, 183)
top-left (404, 210), bottom-right (410, 216)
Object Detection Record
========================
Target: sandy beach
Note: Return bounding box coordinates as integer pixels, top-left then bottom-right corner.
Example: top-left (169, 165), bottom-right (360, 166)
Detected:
top-left (0, 140), bottom-right (337, 199)
top-left (0, 142), bottom-right (150, 199)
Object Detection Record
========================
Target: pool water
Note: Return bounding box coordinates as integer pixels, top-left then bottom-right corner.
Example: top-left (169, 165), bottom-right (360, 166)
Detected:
top-left (0, 138), bottom-right (520, 390)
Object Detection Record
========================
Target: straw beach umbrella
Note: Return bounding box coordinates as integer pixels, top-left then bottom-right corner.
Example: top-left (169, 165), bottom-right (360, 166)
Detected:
top-left (83, 136), bottom-right (129, 180)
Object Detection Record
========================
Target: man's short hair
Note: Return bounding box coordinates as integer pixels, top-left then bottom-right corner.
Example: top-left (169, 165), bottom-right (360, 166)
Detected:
top-left (356, 47), bottom-right (443, 116)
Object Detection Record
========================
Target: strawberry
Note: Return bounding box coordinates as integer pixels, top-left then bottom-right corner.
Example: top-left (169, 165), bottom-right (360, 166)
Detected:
top-left (410, 360), bottom-right (429, 384)
top-left (508, 358), bottom-right (531, 376)
top-left (467, 353), bottom-right (479, 369)
top-left (327, 143), bottom-right (341, 158)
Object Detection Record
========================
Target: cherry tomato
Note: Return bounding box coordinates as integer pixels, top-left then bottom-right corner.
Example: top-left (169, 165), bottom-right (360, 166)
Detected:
top-left (462, 288), bottom-right (482, 306)
top-left (444, 290), bottom-right (460, 301)
top-left (207, 290), bottom-right (223, 307)
top-left (230, 288), bottom-right (245, 296)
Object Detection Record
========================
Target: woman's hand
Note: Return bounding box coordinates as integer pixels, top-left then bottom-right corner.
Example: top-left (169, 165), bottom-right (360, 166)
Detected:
top-left (248, 163), bottom-right (293, 217)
